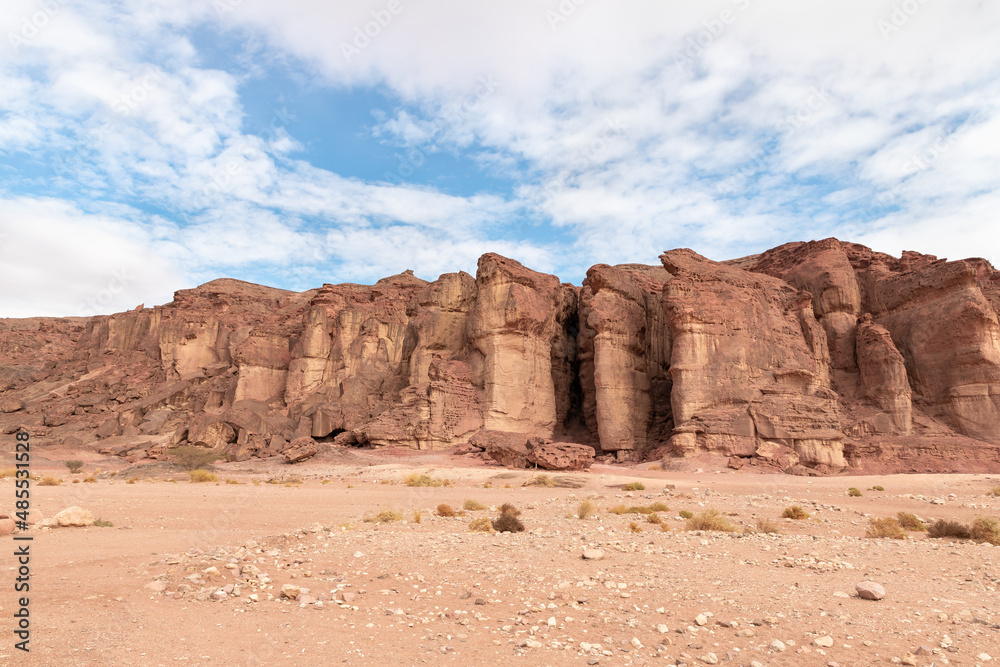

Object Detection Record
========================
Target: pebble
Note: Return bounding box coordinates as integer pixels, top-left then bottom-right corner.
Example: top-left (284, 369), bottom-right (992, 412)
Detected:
top-left (814, 635), bottom-right (834, 648)
top-left (769, 639), bottom-right (786, 652)
top-left (582, 549), bottom-right (605, 560)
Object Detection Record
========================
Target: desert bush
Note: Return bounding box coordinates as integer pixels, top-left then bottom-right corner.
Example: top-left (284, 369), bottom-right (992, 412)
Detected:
top-left (646, 512), bottom-right (662, 524)
top-left (525, 474), bottom-right (555, 487)
top-left (648, 502), bottom-right (669, 512)
top-left (970, 517), bottom-right (1000, 545)
top-left (38, 476), bottom-right (61, 486)
top-left (170, 446), bottom-right (220, 471)
top-left (72, 478), bottom-right (80, 483)
top-left (866, 517), bottom-right (907, 539)
top-left (225, 479), bottom-right (240, 485)
top-left (896, 512), bottom-right (926, 531)
top-left (660, 522), bottom-right (671, 531)
top-left (782, 505), bottom-right (809, 520)
top-left (93, 518), bottom-right (113, 528)
top-left (83, 476), bottom-right (97, 483)
top-left (989, 487), bottom-right (1000, 497)
top-left (629, 521), bottom-right (642, 533)
top-left (126, 478), bottom-right (138, 484)
top-left (189, 469), bottom-right (218, 483)
top-left (621, 482), bottom-right (646, 491)
top-left (927, 519), bottom-right (971, 540)
top-left (492, 513), bottom-right (525, 533)
top-left (404, 473), bottom-right (450, 487)
top-left (499, 503), bottom-right (521, 516)
top-left (468, 517), bottom-right (495, 533)
top-left (65, 460), bottom-right (84, 474)
top-left (869, 485), bottom-right (885, 491)
top-left (678, 510), bottom-right (693, 519)
top-left (463, 499), bottom-right (487, 511)
top-left (608, 505), bottom-right (628, 515)
top-left (847, 487), bottom-right (862, 497)
top-left (365, 509), bottom-right (403, 524)
top-left (577, 500), bottom-right (597, 519)
top-left (436, 504), bottom-right (456, 517)
top-left (685, 508), bottom-right (736, 532)
top-left (753, 518), bottom-right (781, 534)
top-left (0, 468), bottom-right (17, 478)
top-left (413, 511), bottom-right (422, 524)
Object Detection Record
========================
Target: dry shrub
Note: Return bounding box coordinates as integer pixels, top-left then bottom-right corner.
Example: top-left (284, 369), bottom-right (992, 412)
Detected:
top-left (39, 476), bottom-right (62, 486)
top-left (646, 512), bottom-right (661, 524)
top-left (621, 482), bottom-right (646, 491)
top-left (525, 474), bottom-right (555, 487)
top-left (866, 517), bottom-right (907, 539)
top-left (499, 503), bottom-right (521, 516)
top-left (970, 517), bottom-right (1000, 545)
top-left (404, 473), bottom-right (449, 487)
top-left (660, 522), bottom-right (671, 532)
top-left (629, 522), bottom-right (642, 533)
top-left (225, 479), bottom-right (240, 485)
top-left (72, 479), bottom-right (80, 483)
top-left (896, 512), bottom-right (926, 531)
top-left (189, 469), bottom-right (218, 483)
top-left (989, 486), bottom-right (1000, 497)
top-left (0, 468), bottom-right (17, 478)
top-left (782, 505), bottom-right (809, 520)
top-left (468, 517), bottom-right (495, 533)
top-left (577, 500), bottom-right (597, 519)
top-left (83, 476), bottom-right (97, 483)
top-left (436, 504), bottom-right (456, 518)
top-left (170, 446), bottom-right (220, 471)
top-left (685, 508), bottom-right (736, 532)
top-left (648, 502), bottom-right (669, 512)
top-left (492, 513), bottom-right (525, 533)
top-left (463, 499), bottom-right (487, 511)
top-left (847, 487), bottom-right (862, 497)
top-left (127, 478), bottom-right (138, 484)
top-left (365, 509), bottom-right (403, 524)
top-left (752, 518), bottom-right (781, 534)
top-left (927, 519), bottom-right (971, 539)
top-left (93, 518), bottom-right (113, 528)
top-left (413, 511), bottom-right (422, 524)
top-left (679, 510), bottom-right (693, 519)
top-left (608, 505), bottom-right (628, 515)
top-left (869, 485), bottom-right (885, 491)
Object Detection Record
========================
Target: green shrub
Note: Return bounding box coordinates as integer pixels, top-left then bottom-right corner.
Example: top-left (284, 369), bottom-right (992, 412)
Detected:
top-left (684, 508), bottom-right (736, 532)
top-left (492, 513), bottom-right (525, 533)
top-left (577, 500), bottom-right (597, 519)
top-left (621, 482), bottom-right (646, 491)
top-left (170, 446), bottom-right (220, 471)
top-left (65, 460), bottom-right (84, 474)
top-left (869, 485), bottom-right (885, 491)
top-left (189, 469), bottom-right (218, 483)
top-left (93, 517), bottom-right (113, 528)
top-left (782, 506), bottom-right (809, 520)
top-left (896, 512), bottom-right (926, 531)
top-left (927, 519), bottom-right (971, 539)
top-left (847, 487), bottom-right (862, 497)
top-left (679, 510), bottom-right (693, 519)
top-left (866, 517), bottom-right (907, 539)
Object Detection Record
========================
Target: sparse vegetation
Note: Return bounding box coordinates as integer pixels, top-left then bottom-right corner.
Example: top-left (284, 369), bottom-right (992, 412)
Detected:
top-left (525, 474), bottom-right (555, 487)
top-left (65, 460), bottom-right (84, 474)
top-left (170, 446), bottom-right (220, 471)
top-left (927, 519), bottom-right (971, 540)
top-left (896, 512), bottom-right (926, 531)
top-left (127, 478), bottom-right (138, 484)
top-left (990, 486), bottom-right (1000, 497)
top-left (869, 485), bottom-right (885, 491)
top-left (782, 505), bottom-right (809, 520)
top-left (621, 482), bottom-right (646, 491)
top-left (365, 509), bottom-right (403, 523)
top-left (499, 503), bottom-right (521, 516)
top-left (609, 503), bottom-right (669, 516)
top-left (93, 518), bottom-right (113, 528)
top-left (39, 476), bottom-right (61, 486)
top-left (404, 473), bottom-right (450, 487)
top-left (436, 504), bottom-right (456, 517)
top-left (0, 468), bottom-right (17, 478)
top-left (83, 476), bottom-right (97, 483)
top-left (660, 522), bottom-right (671, 532)
top-left (463, 499), bottom-right (487, 511)
top-left (226, 479), bottom-right (240, 485)
top-left (413, 511), bottom-right (422, 524)
top-left (684, 508), bottom-right (736, 532)
top-left (646, 512), bottom-right (661, 524)
top-left (970, 517), bottom-right (1000, 545)
top-left (629, 521), bottom-right (642, 533)
top-left (866, 517), bottom-right (907, 539)
top-left (72, 478), bottom-right (80, 483)
top-left (577, 500), bottom-right (597, 519)
top-left (847, 487), bottom-right (862, 497)
top-left (189, 469), bottom-right (218, 483)
top-left (468, 517), bottom-right (495, 533)
top-left (753, 518), bottom-right (782, 534)
top-left (679, 510), bottom-right (693, 519)
top-left (492, 512), bottom-right (525, 533)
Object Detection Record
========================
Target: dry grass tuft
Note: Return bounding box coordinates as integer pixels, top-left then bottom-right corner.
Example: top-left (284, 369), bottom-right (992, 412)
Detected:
top-left (990, 486), bottom-right (1000, 497)
top-left (896, 512), bottom-right (926, 531)
top-left (189, 469), bottom-right (218, 483)
top-left (629, 521), bottom-right (642, 533)
top-left (782, 505), bottom-right (809, 520)
top-left (468, 517), bottom-right (495, 533)
top-left (463, 499), bottom-right (487, 511)
top-left (499, 503), bottom-right (521, 516)
top-left (621, 482), bottom-right (646, 491)
top-left (83, 476), bottom-right (97, 483)
top-left (413, 511), bottom-right (422, 524)
top-left (492, 513), bottom-right (525, 533)
top-left (646, 512), bottom-right (662, 524)
top-left (365, 509), bottom-right (403, 524)
top-left (753, 518), bottom-right (782, 534)
top-left (39, 476), bottom-right (62, 486)
top-left (0, 468), bottom-right (17, 478)
top-left (678, 510), bottom-right (693, 519)
top-left (404, 473), bottom-right (450, 487)
top-left (577, 500), bottom-right (597, 519)
top-left (436, 504), bottom-right (456, 518)
top-left (927, 519), bottom-right (971, 539)
top-left (685, 508), bottom-right (736, 532)
top-left (525, 474), bottom-right (555, 487)
top-left (866, 517), bottom-right (907, 539)
top-left (93, 518), bottom-right (113, 528)
top-left (970, 517), bottom-right (1000, 545)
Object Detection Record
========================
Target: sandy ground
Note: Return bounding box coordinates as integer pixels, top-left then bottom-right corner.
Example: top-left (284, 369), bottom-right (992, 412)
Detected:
top-left (2, 449), bottom-right (1000, 667)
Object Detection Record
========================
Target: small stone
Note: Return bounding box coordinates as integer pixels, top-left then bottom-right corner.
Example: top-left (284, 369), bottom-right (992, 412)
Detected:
top-left (587, 660), bottom-right (599, 666)
top-left (280, 584), bottom-right (301, 600)
top-left (353, 551), bottom-right (364, 558)
top-left (339, 591), bottom-right (356, 603)
top-left (901, 653), bottom-right (918, 666)
top-left (979, 654), bottom-right (993, 662)
top-left (547, 616), bottom-right (556, 627)
top-left (855, 581), bottom-right (885, 600)
top-left (656, 624), bottom-right (669, 633)
top-left (736, 628), bottom-right (756, 638)
top-left (769, 640), bottom-right (786, 652)
top-left (814, 635), bottom-right (834, 648)
top-left (144, 581), bottom-right (166, 592)
top-left (700, 653), bottom-right (719, 665)
top-left (914, 646), bottom-right (933, 656)
top-left (631, 638), bottom-right (643, 649)
top-left (695, 614), bottom-right (708, 626)
top-left (582, 549), bottom-right (605, 561)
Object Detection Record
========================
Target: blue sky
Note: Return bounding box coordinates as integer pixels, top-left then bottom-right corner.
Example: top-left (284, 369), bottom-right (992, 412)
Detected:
top-left (1, 0), bottom-right (999, 317)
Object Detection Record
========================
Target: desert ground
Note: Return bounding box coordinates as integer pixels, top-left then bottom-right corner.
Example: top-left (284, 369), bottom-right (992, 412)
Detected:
top-left (3, 449), bottom-right (1000, 667)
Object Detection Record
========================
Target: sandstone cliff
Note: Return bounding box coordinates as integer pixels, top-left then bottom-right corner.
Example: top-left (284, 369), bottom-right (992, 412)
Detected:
top-left (2, 239), bottom-right (999, 474)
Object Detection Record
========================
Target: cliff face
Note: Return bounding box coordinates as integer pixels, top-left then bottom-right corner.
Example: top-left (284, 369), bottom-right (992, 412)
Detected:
top-left (2, 239), bottom-right (999, 474)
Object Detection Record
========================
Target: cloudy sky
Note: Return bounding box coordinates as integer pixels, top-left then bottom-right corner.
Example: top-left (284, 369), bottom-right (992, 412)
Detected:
top-left (1, 0), bottom-right (998, 317)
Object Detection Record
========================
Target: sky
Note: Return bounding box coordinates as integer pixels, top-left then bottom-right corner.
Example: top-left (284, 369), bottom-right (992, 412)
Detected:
top-left (0, 0), bottom-right (998, 318)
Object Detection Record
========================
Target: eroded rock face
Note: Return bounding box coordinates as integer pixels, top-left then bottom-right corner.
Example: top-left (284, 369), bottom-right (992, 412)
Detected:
top-left (2, 242), bottom-right (999, 474)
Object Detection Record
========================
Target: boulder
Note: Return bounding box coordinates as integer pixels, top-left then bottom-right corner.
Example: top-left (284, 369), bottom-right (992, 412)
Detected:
top-left (525, 438), bottom-right (595, 471)
top-left (471, 430), bottom-right (531, 468)
top-left (52, 506), bottom-right (95, 527)
top-left (0, 396), bottom-right (24, 413)
top-left (282, 437), bottom-right (318, 463)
